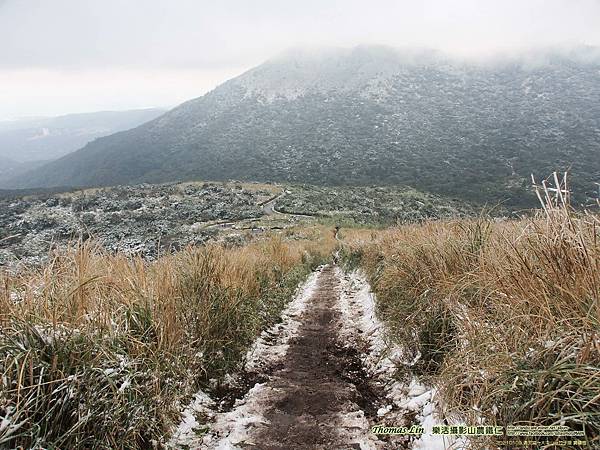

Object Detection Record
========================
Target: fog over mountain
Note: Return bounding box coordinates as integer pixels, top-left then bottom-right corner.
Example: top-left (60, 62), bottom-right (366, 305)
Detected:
top-left (8, 46), bottom-right (600, 207)
top-left (2, 0), bottom-right (600, 119)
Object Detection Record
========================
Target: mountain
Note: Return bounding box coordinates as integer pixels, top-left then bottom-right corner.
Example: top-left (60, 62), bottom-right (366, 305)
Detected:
top-left (0, 156), bottom-right (48, 181)
top-left (8, 46), bottom-right (600, 206)
top-left (0, 108), bottom-right (165, 167)
top-left (0, 155), bottom-right (19, 178)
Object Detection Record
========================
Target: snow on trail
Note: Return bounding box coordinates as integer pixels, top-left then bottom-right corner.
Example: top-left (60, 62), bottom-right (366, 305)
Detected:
top-left (170, 266), bottom-right (466, 449)
top-left (337, 269), bottom-right (467, 450)
top-left (169, 269), bottom-right (320, 449)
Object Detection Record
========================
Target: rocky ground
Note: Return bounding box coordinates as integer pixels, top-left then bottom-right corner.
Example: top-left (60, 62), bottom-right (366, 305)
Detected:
top-left (0, 182), bottom-right (276, 267)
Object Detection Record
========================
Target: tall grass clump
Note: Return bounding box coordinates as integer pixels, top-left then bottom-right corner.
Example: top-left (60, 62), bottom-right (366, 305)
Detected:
top-left (343, 174), bottom-right (599, 447)
top-left (0, 229), bottom-right (333, 449)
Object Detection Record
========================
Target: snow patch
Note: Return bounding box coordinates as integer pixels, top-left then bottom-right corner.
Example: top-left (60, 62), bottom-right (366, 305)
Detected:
top-left (337, 269), bottom-right (467, 449)
top-left (243, 269), bottom-right (320, 372)
top-left (202, 383), bottom-right (272, 449)
top-left (169, 268), bottom-right (322, 449)
top-left (169, 391), bottom-right (215, 445)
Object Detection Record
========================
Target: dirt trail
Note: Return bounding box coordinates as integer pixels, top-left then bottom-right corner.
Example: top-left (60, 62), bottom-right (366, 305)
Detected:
top-left (249, 265), bottom-right (378, 449)
top-left (203, 192), bottom-right (313, 231)
top-left (183, 266), bottom-right (442, 450)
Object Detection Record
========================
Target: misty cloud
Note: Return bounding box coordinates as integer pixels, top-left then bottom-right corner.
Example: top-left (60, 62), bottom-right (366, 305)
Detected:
top-left (3, 0), bottom-right (600, 69)
top-left (1, 0), bottom-right (600, 118)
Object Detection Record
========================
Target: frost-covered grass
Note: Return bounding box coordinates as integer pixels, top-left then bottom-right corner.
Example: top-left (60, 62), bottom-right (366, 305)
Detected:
top-left (0, 228), bottom-right (334, 449)
top-left (341, 184), bottom-right (600, 448)
top-left (278, 184), bottom-right (475, 226)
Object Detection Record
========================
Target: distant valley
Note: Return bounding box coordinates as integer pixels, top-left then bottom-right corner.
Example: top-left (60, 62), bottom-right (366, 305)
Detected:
top-left (0, 108), bottom-right (165, 184)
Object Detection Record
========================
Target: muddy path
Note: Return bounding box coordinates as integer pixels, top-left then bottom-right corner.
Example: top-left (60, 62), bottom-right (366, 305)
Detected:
top-left (249, 265), bottom-right (379, 449)
top-left (174, 266), bottom-right (450, 449)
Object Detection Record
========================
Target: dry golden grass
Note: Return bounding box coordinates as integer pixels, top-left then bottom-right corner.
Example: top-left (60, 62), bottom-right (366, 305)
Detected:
top-left (342, 180), bottom-right (599, 447)
top-left (0, 227), bottom-right (335, 448)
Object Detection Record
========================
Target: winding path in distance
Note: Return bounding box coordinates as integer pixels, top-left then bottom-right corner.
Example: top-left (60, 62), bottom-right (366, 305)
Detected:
top-left (204, 191), bottom-right (316, 231)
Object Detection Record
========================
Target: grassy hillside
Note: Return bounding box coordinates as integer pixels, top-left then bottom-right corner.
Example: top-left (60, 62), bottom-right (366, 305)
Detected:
top-left (279, 184), bottom-right (474, 224)
top-left (341, 191), bottom-right (600, 447)
top-left (0, 229), bottom-right (334, 448)
top-left (1, 178), bottom-right (598, 447)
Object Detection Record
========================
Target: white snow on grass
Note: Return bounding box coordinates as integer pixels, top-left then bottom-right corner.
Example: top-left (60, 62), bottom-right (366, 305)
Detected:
top-left (169, 268), bottom-right (322, 449)
top-left (243, 268), bottom-right (320, 372)
top-left (169, 391), bottom-right (215, 446)
top-left (337, 268), bottom-right (467, 450)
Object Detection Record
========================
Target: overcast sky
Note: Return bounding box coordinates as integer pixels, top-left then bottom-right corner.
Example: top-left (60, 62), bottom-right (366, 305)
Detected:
top-left (1, 0), bottom-right (600, 120)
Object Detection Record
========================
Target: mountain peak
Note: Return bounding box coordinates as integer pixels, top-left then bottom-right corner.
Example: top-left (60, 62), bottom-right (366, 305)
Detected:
top-left (7, 46), bottom-right (600, 208)
top-left (232, 45), bottom-right (438, 101)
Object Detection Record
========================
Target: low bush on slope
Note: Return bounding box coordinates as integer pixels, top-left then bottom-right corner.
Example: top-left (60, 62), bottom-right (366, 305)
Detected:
top-left (0, 229), bottom-right (333, 448)
top-left (342, 184), bottom-right (600, 447)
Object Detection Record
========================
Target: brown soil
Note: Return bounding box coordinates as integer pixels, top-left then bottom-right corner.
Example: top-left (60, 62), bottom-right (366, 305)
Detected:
top-left (244, 265), bottom-right (380, 449)
top-left (201, 265), bottom-right (416, 449)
